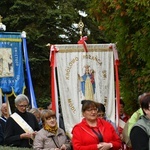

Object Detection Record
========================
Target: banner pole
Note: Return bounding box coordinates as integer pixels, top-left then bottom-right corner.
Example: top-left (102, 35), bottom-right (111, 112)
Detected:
top-left (112, 44), bottom-right (120, 127)
top-left (49, 45), bottom-right (59, 126)
top-left (21, 31), bottom-right (37, 108)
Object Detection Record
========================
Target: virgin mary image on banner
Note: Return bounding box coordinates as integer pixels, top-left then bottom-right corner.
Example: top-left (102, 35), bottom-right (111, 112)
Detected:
top-left (78, 65), bottom-right (95, 100)
top-left (0, 48), bottom-right (13, 77)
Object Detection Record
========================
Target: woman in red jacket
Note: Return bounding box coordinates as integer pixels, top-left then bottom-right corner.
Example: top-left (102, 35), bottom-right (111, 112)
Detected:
top-left (72, 100), bottom-right (122, 150)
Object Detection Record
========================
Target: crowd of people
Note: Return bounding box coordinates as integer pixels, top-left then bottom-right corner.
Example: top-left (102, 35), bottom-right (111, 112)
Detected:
top-left (0, 93), bottom-right (149, 150)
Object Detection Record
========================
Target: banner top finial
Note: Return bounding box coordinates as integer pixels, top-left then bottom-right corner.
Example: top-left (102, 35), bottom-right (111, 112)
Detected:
top-left (78, 18), bottom-right (84, 38)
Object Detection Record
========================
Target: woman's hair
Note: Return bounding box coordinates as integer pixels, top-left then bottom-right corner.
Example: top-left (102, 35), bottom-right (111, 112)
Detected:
top-left (138, 93), bottom-right (147, 104)
top-left (120, 99), bottom-right (125, 107)
top-left (97, 103), bottom-right (105, 113)
top-left (81, 100), bottom-right (97, 112)
top-left (140, 92), bottom-right (150, 115)
top-left (15, 94), bottom-right (29, 105)
top-left (41, 109), bottom-right (56, 124)
top-left (29, 108), bottom-right (40, 115)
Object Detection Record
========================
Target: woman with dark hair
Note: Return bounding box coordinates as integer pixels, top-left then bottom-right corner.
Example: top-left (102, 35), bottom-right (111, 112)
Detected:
top-left (130, 93), bottom-right (150, 150)
top-left (72, 100), bottom-right (121, 150)
top-left (33, 109), bottom-right (71, 150)
top-left (97, 102), bottom-right (119, 134)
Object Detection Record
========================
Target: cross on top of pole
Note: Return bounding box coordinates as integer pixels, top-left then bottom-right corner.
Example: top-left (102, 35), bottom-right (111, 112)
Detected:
top-left (78, 10), bottom-right (87, 38)
top-left (78, 18), bottom-right (84, 38)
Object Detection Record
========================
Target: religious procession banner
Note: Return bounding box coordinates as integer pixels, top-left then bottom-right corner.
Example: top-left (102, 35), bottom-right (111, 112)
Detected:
top-left (52, 44), bottom-right (117, 137)
top-left (0, 32), bottom-right (25, 95)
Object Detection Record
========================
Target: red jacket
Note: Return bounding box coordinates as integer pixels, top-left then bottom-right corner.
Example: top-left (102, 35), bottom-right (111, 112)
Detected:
top-left (72, 118), bottom-right (122, 150)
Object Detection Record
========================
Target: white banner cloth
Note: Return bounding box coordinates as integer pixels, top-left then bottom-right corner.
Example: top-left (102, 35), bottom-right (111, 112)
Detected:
top-left (56, 44), bottom-right (116, 137)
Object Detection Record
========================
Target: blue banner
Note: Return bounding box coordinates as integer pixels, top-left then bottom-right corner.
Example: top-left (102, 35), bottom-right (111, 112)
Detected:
top-left (0, 32), bottom-right (25, 95)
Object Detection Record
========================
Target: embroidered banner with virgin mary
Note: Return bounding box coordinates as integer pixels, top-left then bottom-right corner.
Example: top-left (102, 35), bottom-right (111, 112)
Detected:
top-left (52, 44), bottom-right (118, 137)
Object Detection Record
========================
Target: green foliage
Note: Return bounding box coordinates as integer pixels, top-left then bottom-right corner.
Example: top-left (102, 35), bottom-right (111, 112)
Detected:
top-left (37, 97), bottom-right (50, 109)
top-left (88, 0), bottom-right (150, 114)
top-left (2, 0), bottom-right (149, 114)
top-left (0, 0), bottom-right (103, 108)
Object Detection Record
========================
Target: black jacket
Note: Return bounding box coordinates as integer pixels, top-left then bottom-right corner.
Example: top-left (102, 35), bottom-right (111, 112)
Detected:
top-left (130, 126), bottom-right (149, 150)
top-left (4, 109), bottom-right (40, 148)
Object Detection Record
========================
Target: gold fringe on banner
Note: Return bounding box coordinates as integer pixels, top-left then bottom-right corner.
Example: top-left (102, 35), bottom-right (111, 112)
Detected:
top-left (55, 44), bottom-right (113, 53)
top-left (0, 86), bottom-right (26, 97)
top-left (0, 38), bottom-right (22, 42)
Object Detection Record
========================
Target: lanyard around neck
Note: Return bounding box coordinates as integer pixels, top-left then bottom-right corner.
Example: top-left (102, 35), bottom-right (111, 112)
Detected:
top-left (92, 128), bottom-right (103, 142)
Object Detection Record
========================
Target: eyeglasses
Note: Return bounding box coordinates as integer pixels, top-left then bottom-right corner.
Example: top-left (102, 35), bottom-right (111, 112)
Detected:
top-left (17, 105), bottom-right (28, 108)
top-left (86, 108), bottom-right (98, 112)
top-left (98, 112), bottom-right (105, 118)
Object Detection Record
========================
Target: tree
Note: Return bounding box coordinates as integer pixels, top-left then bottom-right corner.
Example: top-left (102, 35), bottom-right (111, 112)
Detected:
top-left (0, 0), bottom-right (104, 107)
top-left (87, 0), bottom-right (150, 114)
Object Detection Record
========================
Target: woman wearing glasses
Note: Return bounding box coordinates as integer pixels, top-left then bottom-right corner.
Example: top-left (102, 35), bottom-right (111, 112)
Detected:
top-left (4, 94), bottom-right (40, 148)
top-left (72, 100), bottom-right (122, 150)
